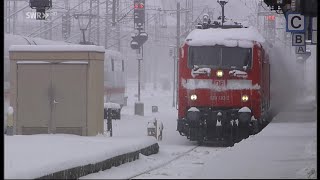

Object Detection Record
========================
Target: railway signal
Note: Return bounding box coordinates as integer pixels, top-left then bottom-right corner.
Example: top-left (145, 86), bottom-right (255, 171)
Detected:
top-left (133, 0), bottom-right (145, 27)
top-left (132, 0), bottom-right (148, 106)
top-left (267, 15), bottom-right (276, 29)
top-left (130, 31), bottom-right (148, 50)
top-left (131, 0), bottom-right (147, 50)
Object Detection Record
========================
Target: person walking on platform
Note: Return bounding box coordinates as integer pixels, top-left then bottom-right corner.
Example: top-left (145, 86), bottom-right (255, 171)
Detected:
top-left (158, 121), bottom-right (164, 141)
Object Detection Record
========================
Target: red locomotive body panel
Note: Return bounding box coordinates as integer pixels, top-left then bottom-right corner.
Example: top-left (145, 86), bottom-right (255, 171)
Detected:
top-left (176, 26), bottom-right (270, 145)
top-left (178, 43), bottom-right (270, 120)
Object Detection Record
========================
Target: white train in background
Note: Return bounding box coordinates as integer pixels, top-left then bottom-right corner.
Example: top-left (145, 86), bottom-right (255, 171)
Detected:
top-left (104, 50), bottom-right (127, 107)
top-left (4, 34), bottom-right (127, 118)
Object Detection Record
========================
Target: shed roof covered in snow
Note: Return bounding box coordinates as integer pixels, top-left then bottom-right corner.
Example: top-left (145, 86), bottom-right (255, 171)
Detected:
top-left (185, 27), bottom-right (265, 48)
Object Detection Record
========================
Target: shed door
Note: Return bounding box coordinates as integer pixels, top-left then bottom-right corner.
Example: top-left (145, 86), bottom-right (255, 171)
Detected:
top-left (52, 64), bottom-right (87, 136)
top-left (17, 64), bottom-right (51, 135)
top-left (17, 63), bottom-right (87, 136)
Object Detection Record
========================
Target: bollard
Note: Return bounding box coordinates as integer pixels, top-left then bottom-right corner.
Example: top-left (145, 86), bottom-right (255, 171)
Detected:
top-left (107, 108), bottom-right (113, 137)
top-left (147, 119), bottom-right (157, 139)
top-left (157, 121), bottom-right (164, 141)
top-left (6, 106), bottom-right (14, 135)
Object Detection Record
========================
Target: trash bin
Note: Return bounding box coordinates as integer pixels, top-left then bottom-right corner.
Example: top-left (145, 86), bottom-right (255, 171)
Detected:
top-left (104, 103), bottom-right (121, 120)
top-left (135, 102), bottom-right (144, 116)
top-left (147, 119), bottom-right (157, 138)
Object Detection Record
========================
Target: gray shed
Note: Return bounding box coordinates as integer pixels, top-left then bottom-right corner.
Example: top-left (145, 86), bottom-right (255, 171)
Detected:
top-left (9, 45), bottom-right (105, 136)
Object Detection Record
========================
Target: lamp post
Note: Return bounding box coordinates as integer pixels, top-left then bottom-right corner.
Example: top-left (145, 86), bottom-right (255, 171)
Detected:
top-left (74, 13), bottom-right (95, 45)
top-left (169, 45), bottom-right (176, 108)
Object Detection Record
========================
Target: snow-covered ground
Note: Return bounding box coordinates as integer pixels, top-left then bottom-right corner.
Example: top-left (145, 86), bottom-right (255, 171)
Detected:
top-left (3, 66), bottom-right (317, 179)
top-left (193, 122), bottom-right (316, 179)
top-left (3, 79), bottom-right (316, 179)
top-left (4, 135), bottom-right (157, 179)
top-left (81, 81), bottom-right (317, 179)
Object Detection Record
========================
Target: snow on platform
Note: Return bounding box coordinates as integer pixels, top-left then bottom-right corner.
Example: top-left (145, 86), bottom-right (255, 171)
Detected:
top-left (194, 117), bottom-right (317, 178)
top-left (4, 134), bottom-right (157, 179)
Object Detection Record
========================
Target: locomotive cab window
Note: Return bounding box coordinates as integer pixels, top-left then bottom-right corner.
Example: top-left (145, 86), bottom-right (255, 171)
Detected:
top-left (188, 45), bottom-right (252, 70)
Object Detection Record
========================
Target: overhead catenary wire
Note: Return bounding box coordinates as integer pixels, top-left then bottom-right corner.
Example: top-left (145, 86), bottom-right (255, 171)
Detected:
top-left (27, 0), bottom-right (90, 37)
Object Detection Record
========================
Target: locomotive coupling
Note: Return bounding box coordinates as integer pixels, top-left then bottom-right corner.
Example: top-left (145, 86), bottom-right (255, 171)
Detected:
top-left (183, 106), bottom-right (254, 126)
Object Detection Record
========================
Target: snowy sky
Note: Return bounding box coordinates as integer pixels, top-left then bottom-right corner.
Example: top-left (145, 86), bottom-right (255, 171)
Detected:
top-left (3, 2), bottom-right (317, 175)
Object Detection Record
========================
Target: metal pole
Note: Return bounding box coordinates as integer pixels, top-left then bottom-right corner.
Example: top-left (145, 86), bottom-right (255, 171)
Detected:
top-left (4, 0), bottom-right (7, 33)
top-left (12, 0), bottom-right (16, 34)
top-left (303, 59), bottom-right (306, 96)
top-left (176, 2), bottom-right (180, 108)
top-left (138, 49), bottom-right (141, 102)
top-left (316, 43), bottom-right (318, 106)
top-left (112, 0), bottom-right (116, 26)
top-left (7, 0), bottom-right (11, 34)
top-left (117, 0), bottom-right (120, 51)
top-left (173, 53), bottom-right (176, 107)
top-left (185, 0), bottom-right (188, 31)
top-left (105, 0), bottom-right (109, 47)
top-left (89, 0), bottom-right (92, 42)
top-left (257, 2), bottom-right (261, 31)
top-left (222, 3), bottom-right (225, 25)
top-left (49, 14), bottom-right (53, 40)
top-left (154, 11), bottom-right (159, 90)
top-left (97, 0), bottom-right (100, 45)
top-left (82, 29), bottom-right (86, 43)
top-left (107, 108), bottom-right (112, 137)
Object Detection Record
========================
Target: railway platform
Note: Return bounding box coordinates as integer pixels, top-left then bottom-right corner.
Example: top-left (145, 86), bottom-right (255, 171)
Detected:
top-left (4, 135), bottom-right (159, 179)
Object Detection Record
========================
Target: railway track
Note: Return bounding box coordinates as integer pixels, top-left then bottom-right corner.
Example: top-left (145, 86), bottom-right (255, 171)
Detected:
top-left (126, 145), bottom-right (200, 179)
top-left (126, 145), bottom-right (227, 179)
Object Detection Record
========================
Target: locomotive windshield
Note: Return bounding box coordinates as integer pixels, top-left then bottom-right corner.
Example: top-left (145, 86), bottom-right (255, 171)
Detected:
top-left (188, 46), bottom-right (252, 70)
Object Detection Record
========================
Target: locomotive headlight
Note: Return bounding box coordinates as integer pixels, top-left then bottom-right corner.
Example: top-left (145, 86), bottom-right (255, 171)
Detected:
top-left (241, 95), bottom-right (249, 102)
top-left (190, 94), bottom-right (197, 101)
top-left (216, 70), bottom-right (224, 77)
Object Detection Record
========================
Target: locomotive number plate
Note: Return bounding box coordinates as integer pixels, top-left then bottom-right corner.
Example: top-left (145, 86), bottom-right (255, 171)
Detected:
top-left (213, 80), bottom-right (226, 87)
top-left (210, 96), bottom-right (230, 101)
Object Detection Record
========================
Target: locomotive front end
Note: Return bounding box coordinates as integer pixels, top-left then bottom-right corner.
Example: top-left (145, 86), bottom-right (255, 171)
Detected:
top-left (176, 27), bottom-right (268, 146)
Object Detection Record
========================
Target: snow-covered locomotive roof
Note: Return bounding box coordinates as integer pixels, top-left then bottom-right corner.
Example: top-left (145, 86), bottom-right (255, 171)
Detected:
top-left (9, 45), bottom-right (105, 52)
top-left (185, 26), bottom-right (265, 48)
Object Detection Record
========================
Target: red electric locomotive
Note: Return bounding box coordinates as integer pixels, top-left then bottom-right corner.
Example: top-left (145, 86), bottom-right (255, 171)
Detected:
top-left (176, 22), bottom-right (271, 146)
